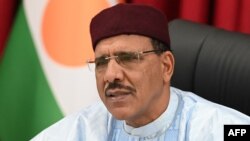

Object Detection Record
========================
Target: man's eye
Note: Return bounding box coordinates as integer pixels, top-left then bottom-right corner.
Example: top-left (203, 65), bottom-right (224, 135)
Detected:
top-left (119, 53), bottom-right (138, 62)
top-left (95, 58), bottom-right (108, 67)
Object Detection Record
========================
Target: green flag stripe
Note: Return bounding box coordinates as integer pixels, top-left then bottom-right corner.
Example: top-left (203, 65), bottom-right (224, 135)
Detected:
top-left (0, 4), bottom-right (63, 141)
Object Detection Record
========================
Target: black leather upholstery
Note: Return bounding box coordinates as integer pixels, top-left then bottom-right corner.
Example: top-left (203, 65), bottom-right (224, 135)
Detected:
top-left (169, 19), bottom-right (250, 116)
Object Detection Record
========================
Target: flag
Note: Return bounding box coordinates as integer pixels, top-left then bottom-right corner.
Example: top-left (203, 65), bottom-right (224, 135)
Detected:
top-left (0, 0), bottom-right (123, 140)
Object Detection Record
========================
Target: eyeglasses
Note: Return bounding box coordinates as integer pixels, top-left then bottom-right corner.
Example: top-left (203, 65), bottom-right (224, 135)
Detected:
top-left (87, 49), bottom-right (163, 73)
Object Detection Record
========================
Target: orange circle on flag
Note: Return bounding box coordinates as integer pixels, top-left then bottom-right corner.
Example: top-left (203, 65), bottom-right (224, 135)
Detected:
top-left (42, 0), bottom-right (109, 66)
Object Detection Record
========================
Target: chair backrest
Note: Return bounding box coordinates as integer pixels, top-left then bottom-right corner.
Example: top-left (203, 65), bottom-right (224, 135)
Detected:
top-left (169, 19), bottom-right (250, 116)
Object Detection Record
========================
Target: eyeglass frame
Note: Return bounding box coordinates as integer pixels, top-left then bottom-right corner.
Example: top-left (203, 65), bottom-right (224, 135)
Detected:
top-left (87, 49), bottom-right (165, 72)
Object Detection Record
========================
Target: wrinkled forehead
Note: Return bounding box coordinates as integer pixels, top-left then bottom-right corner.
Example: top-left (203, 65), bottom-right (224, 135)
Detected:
top-left (94, 34), bottom-right (153, 55)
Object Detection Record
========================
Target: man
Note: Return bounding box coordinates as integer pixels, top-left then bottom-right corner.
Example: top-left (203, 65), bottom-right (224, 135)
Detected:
top-left (32, 3), bottom-right (250, 141)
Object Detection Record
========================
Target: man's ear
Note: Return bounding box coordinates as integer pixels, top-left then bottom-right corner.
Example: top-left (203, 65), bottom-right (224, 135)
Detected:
top-left (161, 51), bottom-right (175, 82)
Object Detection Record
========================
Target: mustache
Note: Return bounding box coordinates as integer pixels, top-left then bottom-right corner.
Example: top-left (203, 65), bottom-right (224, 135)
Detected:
top-left (105, 82), bottom-right (136, 94)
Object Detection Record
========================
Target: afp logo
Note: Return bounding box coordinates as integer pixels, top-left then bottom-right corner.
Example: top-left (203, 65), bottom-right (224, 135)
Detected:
top-left (224, 125), bottom-right (249, 141)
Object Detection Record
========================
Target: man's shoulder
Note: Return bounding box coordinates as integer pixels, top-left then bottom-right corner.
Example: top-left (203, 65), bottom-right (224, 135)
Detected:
top-left (31, 101), bottom-right (112, 141)
top-left (171, 87), bottom-right (250, 141)
top-left (171, 87), bottom-right (250, 123)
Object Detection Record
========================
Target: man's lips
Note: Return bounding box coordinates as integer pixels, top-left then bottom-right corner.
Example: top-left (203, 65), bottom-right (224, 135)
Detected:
top-left (105, 89), bottom-right (131, 97)
top-left (104, 89), bottom-right (133, 103)
top-left (104, 82), bottom-right (136, 102)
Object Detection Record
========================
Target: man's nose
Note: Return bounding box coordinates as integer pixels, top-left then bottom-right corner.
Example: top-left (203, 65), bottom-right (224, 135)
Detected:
top-left (103, 59), bottom-right (124, 83)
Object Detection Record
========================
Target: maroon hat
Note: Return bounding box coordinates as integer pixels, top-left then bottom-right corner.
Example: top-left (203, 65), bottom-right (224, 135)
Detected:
top-left (90, 3), bottom-right (170, 50)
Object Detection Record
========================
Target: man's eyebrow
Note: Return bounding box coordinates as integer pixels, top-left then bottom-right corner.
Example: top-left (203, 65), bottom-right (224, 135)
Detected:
top-left (113, 51), bottom-right (136, 55)
top-left (95, 50), bottom-right (137, 59)
top-left (95, 55), bottom-right (108, 60)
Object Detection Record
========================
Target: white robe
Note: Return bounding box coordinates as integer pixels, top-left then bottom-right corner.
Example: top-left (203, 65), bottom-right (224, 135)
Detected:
top-left (31, 87), bottom-right (250, 141)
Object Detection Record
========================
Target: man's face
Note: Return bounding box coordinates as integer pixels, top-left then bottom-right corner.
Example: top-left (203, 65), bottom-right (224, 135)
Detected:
top-left (94, 34), bottom-right (174, 127)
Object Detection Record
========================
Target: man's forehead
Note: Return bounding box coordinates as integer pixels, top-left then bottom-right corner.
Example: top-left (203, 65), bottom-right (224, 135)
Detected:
top-left (95, 34), bottom-right (152, 52)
